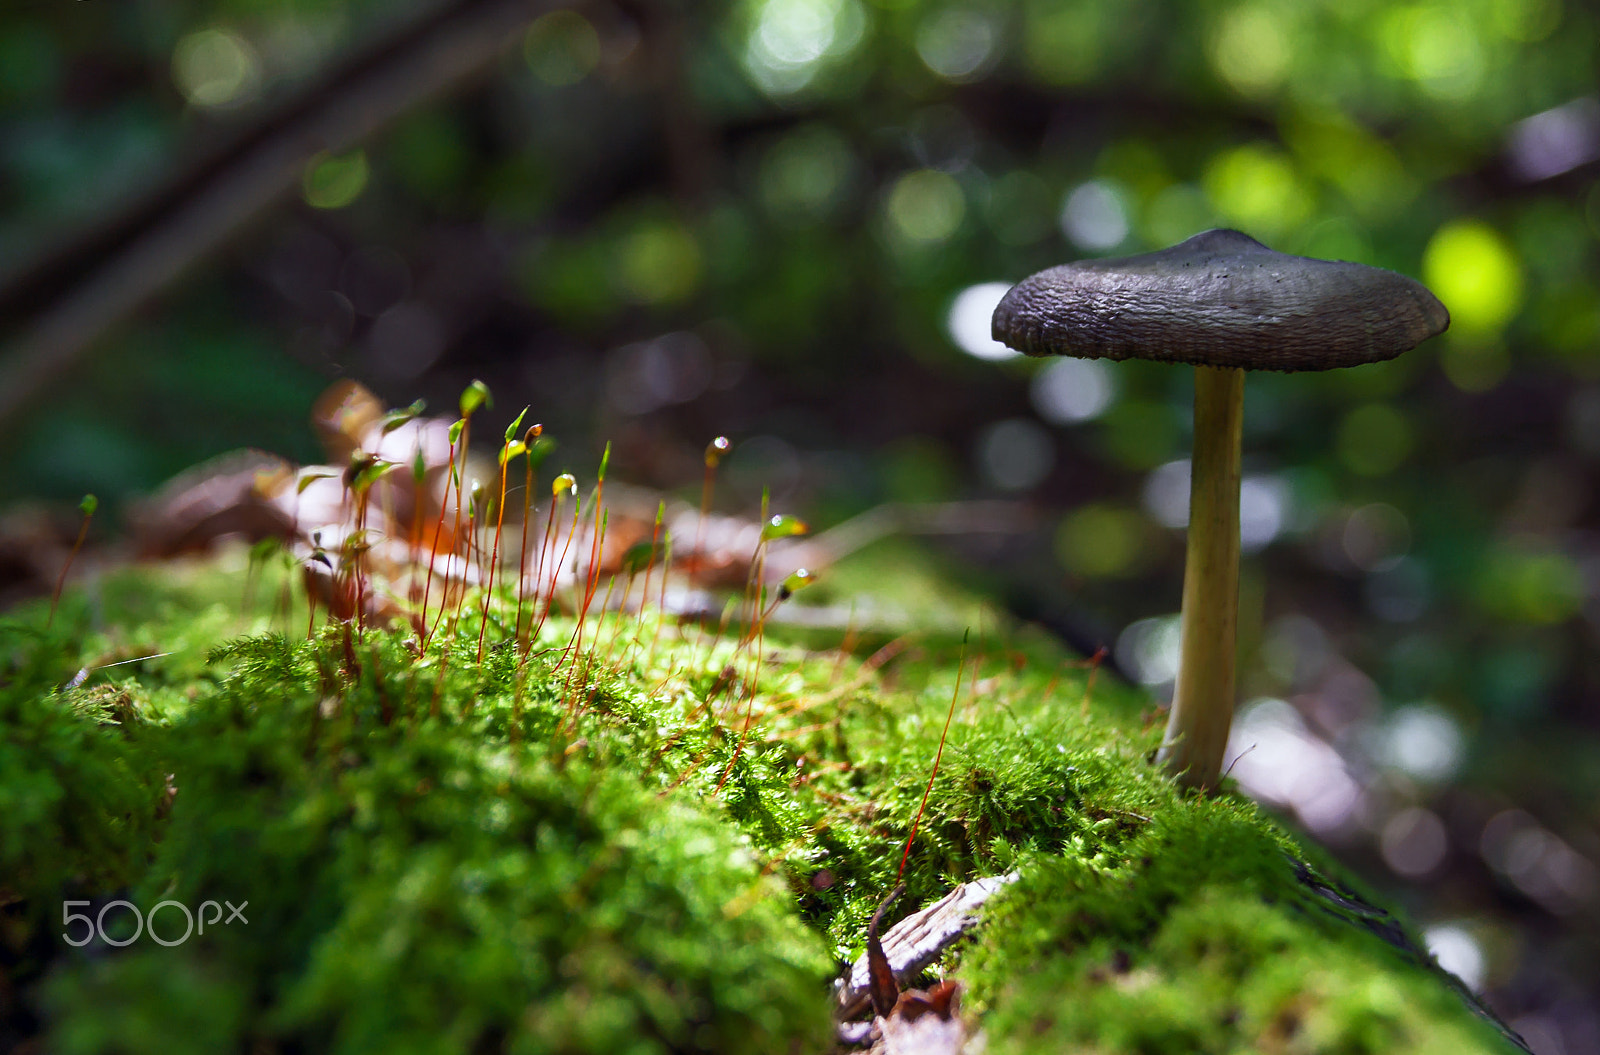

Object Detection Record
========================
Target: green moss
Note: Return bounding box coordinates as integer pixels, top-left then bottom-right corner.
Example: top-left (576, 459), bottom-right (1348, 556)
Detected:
top-left (966, 808), bottom-right (1508, 1053)
top-left (0, 547), bottom-right (1517, 1053)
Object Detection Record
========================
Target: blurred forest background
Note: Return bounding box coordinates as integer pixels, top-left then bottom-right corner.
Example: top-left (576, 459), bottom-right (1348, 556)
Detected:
top-left (1, 0), bottom-right (1597, 1050)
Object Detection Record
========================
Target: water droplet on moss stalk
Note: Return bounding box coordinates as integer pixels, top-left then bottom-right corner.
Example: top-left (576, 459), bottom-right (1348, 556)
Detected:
top-left (777, 568), bottom-right (815, 600)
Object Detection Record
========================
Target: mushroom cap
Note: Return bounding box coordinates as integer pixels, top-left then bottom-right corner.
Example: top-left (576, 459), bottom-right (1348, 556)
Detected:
top-left (991, 229), bottom-right (1450, 371)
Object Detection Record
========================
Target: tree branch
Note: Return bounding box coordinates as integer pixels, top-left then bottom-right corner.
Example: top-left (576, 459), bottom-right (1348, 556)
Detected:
top-left (0, 0), bottom-right (546, 431)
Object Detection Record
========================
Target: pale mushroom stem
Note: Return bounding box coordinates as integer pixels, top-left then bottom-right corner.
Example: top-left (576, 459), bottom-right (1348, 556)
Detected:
top-left (1158, 364), bottom-right (1244, 791)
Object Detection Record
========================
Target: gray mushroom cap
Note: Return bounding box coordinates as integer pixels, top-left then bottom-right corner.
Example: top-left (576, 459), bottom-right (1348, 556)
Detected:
top-left (991, 229), bottom-right (1450, 371)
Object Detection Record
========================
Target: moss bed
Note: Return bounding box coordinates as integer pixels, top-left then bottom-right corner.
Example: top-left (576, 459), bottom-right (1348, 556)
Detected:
top-left (0, 543), bottom-right (1519, 1053)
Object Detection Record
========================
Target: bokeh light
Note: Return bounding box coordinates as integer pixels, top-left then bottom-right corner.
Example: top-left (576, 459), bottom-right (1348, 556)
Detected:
top-left (172, 27), bottom-right (259, 109)
top-left (977, 418), bottom-right (1054, 491)
top-left (885, 169), bottom-right (965, 249)
top-left (915, 7), bottom-right (997, 82)
top-left (1031, 357), bottom-right (1115, 423)
top-left (948, 283), bottom-right (1021, 361)
top-left (1057, 503), bottom-right (1149, 578)
top-left (524, 10), bottom-right (601, 87)
top-left (1060, 180), bottom-right (1130, 251)
top-left (1423, 220), bottom-right (1524, 337)
top-left (741, 0), bottom-right (866, 96)
top-left (302, 150), bottom-right (369, 210)
top-left (1203, 144), bottom-right (1312, 240)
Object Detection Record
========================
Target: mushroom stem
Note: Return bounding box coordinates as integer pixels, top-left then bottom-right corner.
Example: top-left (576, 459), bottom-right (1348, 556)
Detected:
top-left (1159, 365), bottom-right (1244, 791)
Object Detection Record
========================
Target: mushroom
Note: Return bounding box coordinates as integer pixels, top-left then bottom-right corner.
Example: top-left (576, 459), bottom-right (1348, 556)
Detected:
top-left (991, 229), bottom-right (1449, 790)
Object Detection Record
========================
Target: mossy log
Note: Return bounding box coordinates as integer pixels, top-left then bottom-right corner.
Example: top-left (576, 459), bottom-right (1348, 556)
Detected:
top-left (0, 548), bottom-right (1526, 1054)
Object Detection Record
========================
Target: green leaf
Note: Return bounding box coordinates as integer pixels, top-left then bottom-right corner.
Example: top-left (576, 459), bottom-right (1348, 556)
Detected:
top-left (78, 494), bottom-right (98, 518)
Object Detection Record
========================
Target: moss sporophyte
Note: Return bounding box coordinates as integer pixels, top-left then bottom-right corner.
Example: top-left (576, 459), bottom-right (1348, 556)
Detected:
top-left (4, 378), bottom-right (1521, 1053)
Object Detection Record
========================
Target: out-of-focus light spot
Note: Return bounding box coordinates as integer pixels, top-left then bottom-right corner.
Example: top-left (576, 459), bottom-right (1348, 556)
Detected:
top-left (758, 124), bottom-right (856, 224)
top-left (606, 332), bottom-right (714, 415)
top-left (1482, 809), bottom-right (1599, 914)
top-left (615, 220), bottom-right (702, 305)
top-left (977, 418), bottom-right (1054, 491)
top-left (1209, 5), bottom-right (1290, 96)
top-left (173, 27), bottom-right (260, 109)
top-left (1490, 0), bottom-right (1562, 42)
top-left (1286, 115), bottom-right (1415, 221)
top-left (1143, 459), bottom-right (1190, 529)
top-left (1202, 144), bottom-right (1311, 240)
top-left (1240, 474), bottom-right (1288, 553)
top-left (524, 10), bottom-right (601, 87)
top-left (1142, 184), bottom-right (1217, 249)
top-left (886, 169), bottom-right (965, 248)
top-left (1478, 544), bottom-right (1584, 624)
top-left (1226, 698), bottom-right (1361, 833)
top-left (1381, 6), bottom-right (1485, 101)
top-left (986, 170), bottom-right (1054, 246)
top-left (366, 303), bottom-right (446, 382)
top-left (1377, 703), bottom-right (1463, 783)
top-left (1424, 924), bottom-right (1486, 991)
top-left (1260, 614), bottom-right (1330, 689)
top-left (948, 283), bottom-right (1020, 360)
top-left (1380, 807), bottom-right (1448, 878)
top-left (1343, 502), bottom-right (1410, 571)
top-left (1508, 97), bottom-right (1600, 181)
top-left (1060, 180), bottom-right (1129, 250)
top-left (1366, 557), bottom-right (1431, 622)
top-left (303, 151), bottom-right (369, 210)
top-left (1336, 403), bottom-right (1413, 477)
top-left (915, 8), bottom-right (996, 81)
top-left (742, 0), bottom-right (866, 96)
top-left (1423, 220), bottom-right (1523, 337)
top-left (1116, 614), bottom-right (1182, 685)
top-left (1439, 341), bottom-right (1510, 393)
top-left (1032, 358), bottom-right (1115, 423)
top-left (1057, 503), bottom-right (1149, 579)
